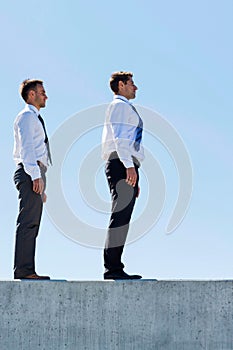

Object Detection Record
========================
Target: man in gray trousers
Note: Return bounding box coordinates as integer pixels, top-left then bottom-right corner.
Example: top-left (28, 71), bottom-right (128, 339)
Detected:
top-left (13, 79), bottom-right (51, 280)
top-left (102, 71), bottom-right (144, 280)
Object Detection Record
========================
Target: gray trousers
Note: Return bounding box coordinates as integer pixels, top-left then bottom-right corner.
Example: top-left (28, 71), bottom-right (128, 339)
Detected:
top-left (104, 154), bottom-right (139, 273)
top-left (13, 164), bottom-right (46, 278)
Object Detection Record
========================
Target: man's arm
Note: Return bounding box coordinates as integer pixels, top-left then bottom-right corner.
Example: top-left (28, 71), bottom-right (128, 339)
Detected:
top-left (109, 103), bottom-right (138, 187)
top-left (109, 103), bottom-right (135, 168)
top-left (17, 113), bottom-right (42, 181)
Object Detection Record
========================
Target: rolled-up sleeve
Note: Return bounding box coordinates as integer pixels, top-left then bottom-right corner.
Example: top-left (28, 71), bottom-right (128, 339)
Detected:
top-left (109, 103), bottom-right (136, 168)
top-left (17, 113), bottom-right (41, 180)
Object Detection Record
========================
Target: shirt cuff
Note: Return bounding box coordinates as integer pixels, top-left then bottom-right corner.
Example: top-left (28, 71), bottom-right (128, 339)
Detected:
top-left (119, 158), bottom-right (134, 168)
top-left (23, 164), bottom-right (41, 181)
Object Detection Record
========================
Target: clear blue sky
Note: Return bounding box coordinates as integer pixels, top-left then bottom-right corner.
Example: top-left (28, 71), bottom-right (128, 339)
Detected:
top-left (1, 0), bottom-right (233, 280)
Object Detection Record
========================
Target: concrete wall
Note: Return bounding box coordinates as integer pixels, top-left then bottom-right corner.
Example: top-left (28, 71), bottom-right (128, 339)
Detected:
top-left (0, 280), bottom-right (232, 350)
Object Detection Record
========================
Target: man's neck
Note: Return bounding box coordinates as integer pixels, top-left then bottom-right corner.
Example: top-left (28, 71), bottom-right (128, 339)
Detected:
top-left (27, 103), bottom-right (40, 113)
top-left (115, 94), bottom-right (130, 101)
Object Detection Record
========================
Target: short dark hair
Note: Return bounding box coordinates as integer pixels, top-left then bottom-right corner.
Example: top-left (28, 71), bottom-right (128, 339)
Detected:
top-left (19, 79), bottom-right (44, 102)
top-left (109, 71), bottom-right (133, 94)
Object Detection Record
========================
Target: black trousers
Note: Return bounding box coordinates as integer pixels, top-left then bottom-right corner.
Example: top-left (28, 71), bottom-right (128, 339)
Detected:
top-left (13, 164), bottom-right (46, 278)
top-left (104, 153), bottom-right (139, 273)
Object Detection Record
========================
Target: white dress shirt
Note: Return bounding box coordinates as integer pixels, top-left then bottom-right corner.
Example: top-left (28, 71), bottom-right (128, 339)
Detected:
top-left (102, 95), bottom-right (145, 168)
top-left (13, 104), bottom-right (48, 180)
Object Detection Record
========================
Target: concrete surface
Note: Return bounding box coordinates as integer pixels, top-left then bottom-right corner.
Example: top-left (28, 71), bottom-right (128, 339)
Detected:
top-left (0, 280), bottom-right (232, 350)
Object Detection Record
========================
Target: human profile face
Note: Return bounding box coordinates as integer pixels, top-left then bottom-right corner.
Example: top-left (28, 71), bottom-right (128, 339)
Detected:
top-left (27, 84), bottom-right (48, 110)
top-left (118, 77), bottom-right (138, 100)
top-left (34, 84), bottom-right (48, 109)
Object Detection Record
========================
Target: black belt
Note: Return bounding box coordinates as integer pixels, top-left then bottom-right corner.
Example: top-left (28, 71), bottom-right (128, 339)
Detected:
top-left (108, 151), bottom-right (140, 167)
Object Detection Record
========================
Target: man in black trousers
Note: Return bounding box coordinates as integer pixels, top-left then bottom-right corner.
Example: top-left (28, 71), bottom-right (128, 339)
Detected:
top-left (13, 79), bottom-right (51, 280)
top-left (102, 71), bottom-right (145, 280)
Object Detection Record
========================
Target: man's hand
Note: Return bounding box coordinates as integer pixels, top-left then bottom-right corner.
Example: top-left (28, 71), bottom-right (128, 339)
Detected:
top-left (33, 178), bottom-right (44, 195)
top-left (126, 167), bottom-right (137, 187)
top-left (42, 192), bottom-right (47, 203)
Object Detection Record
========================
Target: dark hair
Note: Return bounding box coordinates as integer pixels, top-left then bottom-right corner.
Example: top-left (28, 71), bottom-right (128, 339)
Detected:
top-left (19, 79), bottom-right (44, 102)
top-left (109, 71), bottom-right (133, 94)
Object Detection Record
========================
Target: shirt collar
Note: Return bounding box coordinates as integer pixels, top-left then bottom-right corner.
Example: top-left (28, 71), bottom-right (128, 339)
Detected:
top-left (25, 104), bottom-right (40, 117)
top-left (114, 95), bottom-right (131, 104)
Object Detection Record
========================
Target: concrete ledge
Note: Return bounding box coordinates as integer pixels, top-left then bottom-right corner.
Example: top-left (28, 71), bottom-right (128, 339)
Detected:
top-left (0, 280), bottom-right (233, 350)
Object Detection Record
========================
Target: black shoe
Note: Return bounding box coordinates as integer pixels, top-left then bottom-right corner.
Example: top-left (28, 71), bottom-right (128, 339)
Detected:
top-left (16, 273), bottom-right (50, 280)
top-left (104, 270), bottom-right (142, 280)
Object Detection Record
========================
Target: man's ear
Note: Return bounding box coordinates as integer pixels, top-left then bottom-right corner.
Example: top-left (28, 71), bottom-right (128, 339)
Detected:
top-left (26, 89), bottom-right (35, 104)
top-left (118, 81), bottom-right (125, 92)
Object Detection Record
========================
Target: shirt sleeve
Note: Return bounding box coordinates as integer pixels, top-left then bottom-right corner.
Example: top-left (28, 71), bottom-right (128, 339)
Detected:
top-left (17, 113), bottom-right (41, 180)
top-left (109, 103), bottom-right (135, 168)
